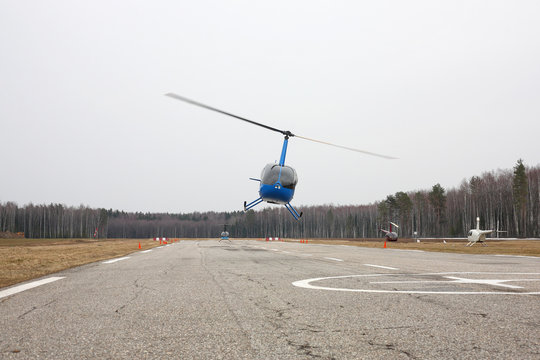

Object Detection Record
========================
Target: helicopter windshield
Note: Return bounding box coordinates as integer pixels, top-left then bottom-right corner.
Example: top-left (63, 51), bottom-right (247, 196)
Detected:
top-left (260, 164), bottom-right (298, 189)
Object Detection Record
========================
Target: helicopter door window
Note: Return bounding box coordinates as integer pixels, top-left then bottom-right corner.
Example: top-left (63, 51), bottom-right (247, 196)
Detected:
top-left (280, 166), bottom-right (298, 190)
top-left (261, 164), bottom-right (280, 185)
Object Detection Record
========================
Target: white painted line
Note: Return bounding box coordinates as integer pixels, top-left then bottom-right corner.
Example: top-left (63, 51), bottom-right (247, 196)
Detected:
top-left (324, 257), bottom-right (344, 262)
top-left (495, 255), bottom-right (538, 259)
top-left (364, 264), bottom-right (399, 270)
top-left (443, 276), bottom-right (540, 289)
top-left (369, 278), bottom-right (540, 289)
top-left (103, 257), bottom-right (130, 264)
top-left (0, 277), bottom-right (65, 300)
top-left (292, 272), bottom-right (540, 295)
top-left (281, 251), bottom-right (291, 254)
top-left (269, 249), bottom-right (279, 251)
top-left (140, 250), bottom-right (152, 253)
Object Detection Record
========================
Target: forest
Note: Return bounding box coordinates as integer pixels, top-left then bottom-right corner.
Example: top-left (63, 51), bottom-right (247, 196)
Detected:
top-left (1, 160), bottom-right (538, 239)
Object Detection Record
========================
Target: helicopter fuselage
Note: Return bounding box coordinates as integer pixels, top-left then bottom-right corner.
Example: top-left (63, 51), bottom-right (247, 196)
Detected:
top-left (381, 230), bottom-right (398, 241)
top-left (258, 163), bottom-right (298, 204)
top-left (380, 222), bottom-right (399, 241)
top-left (466, 217), bottom-right (494, 246)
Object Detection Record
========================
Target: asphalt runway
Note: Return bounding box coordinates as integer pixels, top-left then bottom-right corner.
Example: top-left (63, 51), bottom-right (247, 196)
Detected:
top-left (1, 240), bottom-right (539, 359)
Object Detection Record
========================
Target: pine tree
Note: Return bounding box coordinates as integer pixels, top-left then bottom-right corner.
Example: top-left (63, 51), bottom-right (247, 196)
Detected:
top-left (512, 159), bottom-right (528, 237)
top-left (429, 183), bottom-right (447, 236)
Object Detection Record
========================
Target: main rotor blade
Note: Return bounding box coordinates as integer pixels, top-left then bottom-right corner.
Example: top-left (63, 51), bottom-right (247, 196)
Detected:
top-left (295, 135), bottom-right (398, 159)
top-left (166, 92), bottom-right (396, 159)
top-left (165, 93), bottom-right (290, 136)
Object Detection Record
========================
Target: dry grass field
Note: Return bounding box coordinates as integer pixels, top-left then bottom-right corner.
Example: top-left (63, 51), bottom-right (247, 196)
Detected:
top-left (1, 237), bottom-right (538, 289)
top-left (0, 238), bottom-right (164, 288)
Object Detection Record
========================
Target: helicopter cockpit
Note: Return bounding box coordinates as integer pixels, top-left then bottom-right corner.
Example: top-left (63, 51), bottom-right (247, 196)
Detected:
top-left (260, 163), bottom-right (298, 189)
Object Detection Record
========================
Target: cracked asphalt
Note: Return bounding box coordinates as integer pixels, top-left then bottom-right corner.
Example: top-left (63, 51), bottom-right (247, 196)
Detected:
top-left (1, 240), bottom-right (539, 359)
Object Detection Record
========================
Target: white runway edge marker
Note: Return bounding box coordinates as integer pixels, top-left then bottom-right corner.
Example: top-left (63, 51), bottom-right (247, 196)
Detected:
top-left (0, 277), bottom-right (65, 300)
top-left (324, 257), bottom-right (344, 262)
top-left (140, 250), bottom-right (152, 253)
top-left (103, 257), bottom-right (130, 264)
top-left (364, 264), bottom-right (399, 270)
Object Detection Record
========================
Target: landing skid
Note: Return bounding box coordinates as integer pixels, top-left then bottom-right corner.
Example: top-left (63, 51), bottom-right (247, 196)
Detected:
top-left (244, 198), bottom-right (302, 221)
top-left (285, 202), bottom-right (303, 221)
top-left (244, 198), bottom-right (263, 211)
top-left (466, 241), bottom-right (487, 247)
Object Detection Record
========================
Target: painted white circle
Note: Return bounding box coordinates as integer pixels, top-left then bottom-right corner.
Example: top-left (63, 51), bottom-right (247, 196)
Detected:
top-left (292, 272), bottom-right (540, 295)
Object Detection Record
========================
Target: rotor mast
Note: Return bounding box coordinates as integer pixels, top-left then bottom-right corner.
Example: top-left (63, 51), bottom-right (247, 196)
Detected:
top-left (279, 135), bottom-right (290, 166)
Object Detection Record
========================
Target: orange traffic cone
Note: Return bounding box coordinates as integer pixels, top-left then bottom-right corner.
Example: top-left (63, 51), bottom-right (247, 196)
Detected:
top-left (384, 241), bottom-right (387, 248)
top-left (138, 241), bottom-right (141, 249)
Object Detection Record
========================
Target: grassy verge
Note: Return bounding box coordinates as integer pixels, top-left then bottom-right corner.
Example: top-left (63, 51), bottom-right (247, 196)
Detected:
top-left (0, 238), bottom-right (164, 288)
top-left (291, 238), bottom-right (540, 257)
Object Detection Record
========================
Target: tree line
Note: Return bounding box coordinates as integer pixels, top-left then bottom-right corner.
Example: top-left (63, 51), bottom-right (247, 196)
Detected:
top-left (1, 160), bottom-right (538, 239)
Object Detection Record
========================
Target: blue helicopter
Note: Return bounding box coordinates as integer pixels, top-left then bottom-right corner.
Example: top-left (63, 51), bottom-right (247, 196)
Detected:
top-left (166, 93), bottom-right (396, 220)
top-left (219, 224), bottom-right (230, 242)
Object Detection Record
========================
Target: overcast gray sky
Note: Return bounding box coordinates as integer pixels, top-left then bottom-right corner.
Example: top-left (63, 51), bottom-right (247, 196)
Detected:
top-left (1, 1), bottom-right (539, 213)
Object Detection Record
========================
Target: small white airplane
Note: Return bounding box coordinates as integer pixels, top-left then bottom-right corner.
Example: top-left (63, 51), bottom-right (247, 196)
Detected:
top-left (380, 222), bottom-right (399, 241)
top-left (466, 217), bottom-right (493, 246)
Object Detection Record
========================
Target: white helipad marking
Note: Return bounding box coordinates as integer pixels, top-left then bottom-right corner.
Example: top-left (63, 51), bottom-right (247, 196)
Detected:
top-left (370, 278), bottom-right (540, 289)
top-left (324, 257), bottom-right (344, 262)
top-left (364, 264), bottom-right (399, 270)
top-left (292, 272), bottom-right (540, 295)
top-left (141, 250), bottom-right (152, 253)
top-left (103, 257), bottom-right (130, 264)
top-left (0, 277), bottom-right (65, 299)
top-left (444, 276), bottom-right (540, 289)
